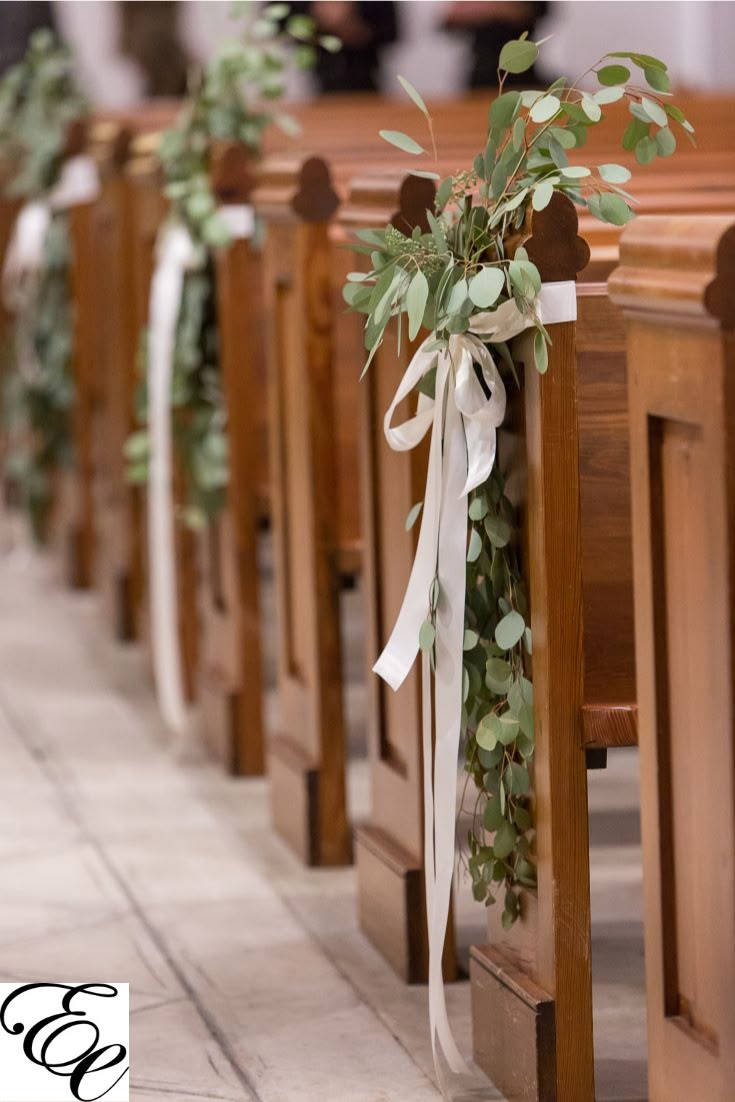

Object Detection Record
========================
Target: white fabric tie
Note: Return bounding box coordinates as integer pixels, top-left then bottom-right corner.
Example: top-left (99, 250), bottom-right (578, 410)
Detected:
top-left (373, 281), bottom-right (577, 1092)
top-left (2, 154), bottom-right (100, 313)
top-left (146, 206), bottom-right (254, 734)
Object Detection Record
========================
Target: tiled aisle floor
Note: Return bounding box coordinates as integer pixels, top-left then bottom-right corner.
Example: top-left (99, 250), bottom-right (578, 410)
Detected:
top-left (0, 537), bottom-right (646, 1102)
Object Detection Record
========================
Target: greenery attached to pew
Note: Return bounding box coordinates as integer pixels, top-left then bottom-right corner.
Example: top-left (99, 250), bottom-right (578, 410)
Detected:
top-left (125, 1), bottom-right (338, 529)
top-left (344, 39), bottom-right (693, 927)
top-left (0, 30), bottom-right (87, 540)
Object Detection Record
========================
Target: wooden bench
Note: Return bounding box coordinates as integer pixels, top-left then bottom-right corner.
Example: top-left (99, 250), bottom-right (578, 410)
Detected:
top-left (609, 214), bottom-right (735, 1102)
top-left (197, 141), bottom-right (266, 774)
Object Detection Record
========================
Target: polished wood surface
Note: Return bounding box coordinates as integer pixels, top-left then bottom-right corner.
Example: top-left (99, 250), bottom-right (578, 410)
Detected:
top-left (197, 143), bottom-right (265, 775)
top-left (610, 215), bottom-right (735, 1102)
top-left (254, 156), bottom-right (350, 866)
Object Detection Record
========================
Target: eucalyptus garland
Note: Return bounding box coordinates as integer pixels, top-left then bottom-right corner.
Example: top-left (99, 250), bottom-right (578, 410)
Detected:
top-left (344, 38), bottom-right (693, 926)
top-left (0, 29), bottom-right (87, 540)
top-left (125, 1), bottom-right (338, 529)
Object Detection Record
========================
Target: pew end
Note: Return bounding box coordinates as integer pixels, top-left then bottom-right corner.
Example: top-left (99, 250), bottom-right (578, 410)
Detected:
top-left (609, 214), bottom-right (735, 1102)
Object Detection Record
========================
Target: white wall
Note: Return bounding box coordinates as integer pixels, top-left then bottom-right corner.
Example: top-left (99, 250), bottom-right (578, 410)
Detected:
top-left (54, 0), bottom-right (735, 108)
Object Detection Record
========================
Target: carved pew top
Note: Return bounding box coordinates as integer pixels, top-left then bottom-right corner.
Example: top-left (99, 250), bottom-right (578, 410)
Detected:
top-left (609, 214), bottom-right (735, 326)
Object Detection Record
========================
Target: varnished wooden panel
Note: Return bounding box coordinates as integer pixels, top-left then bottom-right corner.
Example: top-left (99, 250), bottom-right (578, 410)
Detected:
top-left (611, 216), bottom-right (735, 1102)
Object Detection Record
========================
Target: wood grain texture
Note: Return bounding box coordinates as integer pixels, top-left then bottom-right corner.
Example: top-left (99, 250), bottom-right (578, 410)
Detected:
top-left (86, 122), bottom-right (139, 638)
top-left (197, 145), bottom-right (265, 775)
top-left (610, 216), bottom-right (735, 1101)
top-left (253, 158), bottom-right (350, 866)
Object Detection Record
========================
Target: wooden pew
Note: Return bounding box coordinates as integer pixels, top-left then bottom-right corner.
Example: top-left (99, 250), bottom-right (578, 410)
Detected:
top-left (86, 107), bottom-right (178, 641)
top-left (83, 119), bottom-right (138, 637)
top-left (609, 215), bottom-right (735, 1102)
top-left (463, 194), bottom-right (595, 1101)
top-left (249, 110), bottom-right (735, 861)
top-left (252, 156), bottom-right (355, 865)
top-left (196, 141), bottom-right (266, 774)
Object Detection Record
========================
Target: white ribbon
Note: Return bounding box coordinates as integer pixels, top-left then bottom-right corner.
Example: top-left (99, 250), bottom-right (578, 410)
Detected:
top-left (373, 281), bottom-right (577, 1093)
top-left (2, 155), bottom-right (100, 315)
top-left (146, 205), bottom-right (254, 734)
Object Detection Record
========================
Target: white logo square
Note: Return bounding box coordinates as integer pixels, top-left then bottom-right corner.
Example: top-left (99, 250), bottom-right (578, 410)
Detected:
top-left (0, 982), bottom-right (129, 1101)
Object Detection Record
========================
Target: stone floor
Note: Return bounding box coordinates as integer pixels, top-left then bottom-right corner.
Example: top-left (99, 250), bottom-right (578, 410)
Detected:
top-left (0, 530), bottom-right (647, 1101)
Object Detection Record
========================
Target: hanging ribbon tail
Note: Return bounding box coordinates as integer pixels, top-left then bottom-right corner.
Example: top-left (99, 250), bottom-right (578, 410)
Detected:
top-left (147, 223), bottom-right (199, 735)
top-left (372, 339), bottom-right (445, 692)
top-left (372, 282), bottom-right (579, 1097)
top-left (1, 202), bottom-right (52, 313)
top-left (145, 205), bottom-right (254, 736)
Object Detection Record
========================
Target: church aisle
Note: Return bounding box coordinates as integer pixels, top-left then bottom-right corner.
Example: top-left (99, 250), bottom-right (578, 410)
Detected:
top-left (0, 539), bottom-right (448, 1102)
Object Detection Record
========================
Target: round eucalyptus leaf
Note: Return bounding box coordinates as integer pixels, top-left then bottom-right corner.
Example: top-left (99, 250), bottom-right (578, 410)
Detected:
top-left (597, 63), bottom-right (630, 85)
top-left (532, 179), bottom-right (554, 211)
top-left (598, 162), bottom-right (632, 183)
top-left (495, 610), bottom-right (525, 650)
top-left (640, 96), bottom-right (668, 128)
top-left (469, 266), bottom-right (505, 308)
top-left (498, 39), bottom-right (539, 75)
top-left (530, 94), bottom-right (561, 123)
top-left (655, 127), bottom-right (676, 157)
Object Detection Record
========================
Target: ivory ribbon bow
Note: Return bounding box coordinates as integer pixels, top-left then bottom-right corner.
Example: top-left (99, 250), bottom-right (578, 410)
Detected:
top-left (146, 205), bottom-right (255, 734)
top-left (373, 281), bottom-right (577, 1091)
top-left (1, 156), bottom-right (100, 376)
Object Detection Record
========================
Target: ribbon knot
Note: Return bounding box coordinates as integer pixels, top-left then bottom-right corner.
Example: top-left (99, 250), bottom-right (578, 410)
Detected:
top-left (372, 282), bottom-right (578, 1089)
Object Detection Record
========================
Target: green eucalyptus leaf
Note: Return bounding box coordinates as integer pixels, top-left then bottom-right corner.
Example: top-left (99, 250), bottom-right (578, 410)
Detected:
top-left (530, 93), bottom-right (560, 123)
top-left (397, 74), bottom-right (429, 116)
top-left (467, 527), bottom-right (483, 563)
top-left (435, 176), bottom-right (453, 210)
top-left (561, 164), bottom-right (591, 178)
top-left (496, 610), bottom-right (525, 650)
top-left (484, 797), bottom-right (505, 832)
top-left (635, 135), bottom-right (658, 165)
top-left (498, 39), bottom-right (539, 75)
top-left (600, 191), bottom-right (635, 224)
top-left (655, 126), bottom-right (676, 156)
top-left (379, 129), bottom-right (425, 155)
top-left (469, 495), bottom-right (488, 521)
top-left (484, 514), bottom-right (511, 547)
top-left (644, 65), bottom-right (670, 92)
top-left (597, 63), bottom-right (630, 85)
top-left (488, 90), bottom-right (521, 130)
top-left (447, 277), bottom-right (469, 313)
top-left (594, 85), bottom-right (625, 105)
top-left (419, 620), bottom-right (435, 652)
top-left (476, 714), bottom-right (500, 752)
top-left (486, 657), bottom-right (512, 693)
top-left (468, 266), bottom-right (505, 309)
top-left (581, 93), bottom-right (602, 122)
top-left (622, 116), bottom-right (649, 150)
top-left (534, 329), bottom-right (548, 374)
top-left (640, 96), bottom-right (668, 127)
top-left (598, 162), bottom-right (632, 183)
top-left (406, 269), bottom-right (429, 339)
top-left (493, 820), bottom-right (517, 859)
top-left (532, 179), bottom-right (554, 211)
top-left (319, 35), bottom-right (342, 53)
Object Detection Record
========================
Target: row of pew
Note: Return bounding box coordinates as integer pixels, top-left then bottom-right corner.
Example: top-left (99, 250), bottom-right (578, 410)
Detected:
top-left (5, 90), bottom-right (735, 1101)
